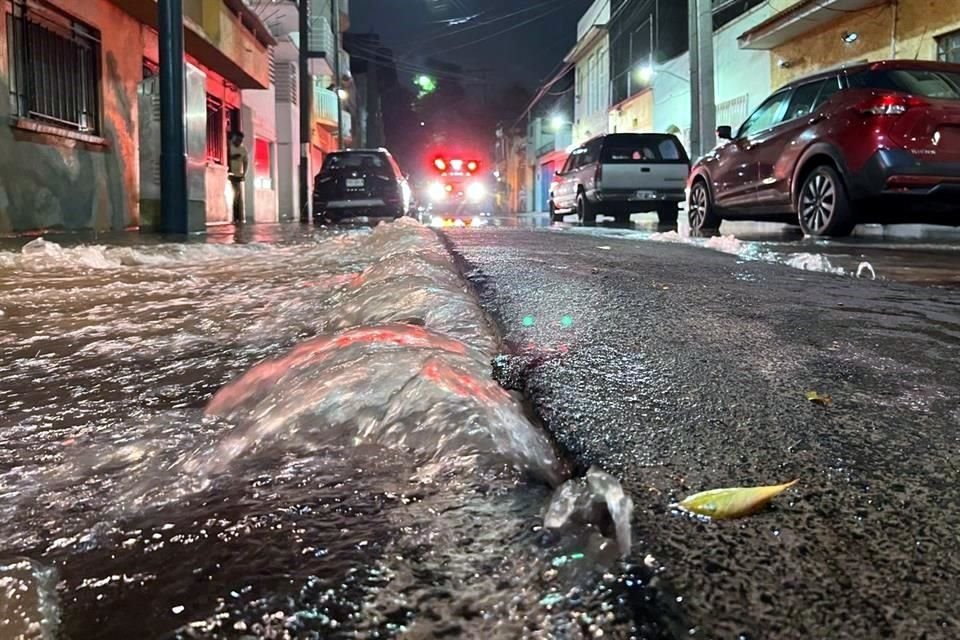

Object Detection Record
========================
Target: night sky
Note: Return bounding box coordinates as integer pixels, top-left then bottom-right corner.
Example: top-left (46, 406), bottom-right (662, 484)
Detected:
top-left (349, 0), bottom-right (595, 94)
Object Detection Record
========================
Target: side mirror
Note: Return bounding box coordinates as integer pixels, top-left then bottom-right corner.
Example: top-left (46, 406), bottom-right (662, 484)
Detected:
top-left (716, 125), bottom-right (733, 140)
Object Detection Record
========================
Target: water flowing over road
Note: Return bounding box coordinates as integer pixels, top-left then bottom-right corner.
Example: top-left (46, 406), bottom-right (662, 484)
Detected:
top-left (0, 221), bottom-right (654, 639)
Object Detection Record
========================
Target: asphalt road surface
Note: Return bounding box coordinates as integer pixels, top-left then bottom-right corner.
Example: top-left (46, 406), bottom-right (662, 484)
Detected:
top-left (443, 226), bottom-right (960, 639)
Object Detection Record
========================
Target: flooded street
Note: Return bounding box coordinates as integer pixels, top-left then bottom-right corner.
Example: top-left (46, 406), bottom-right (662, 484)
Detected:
top-left (0, 222), bottom-right (652, 638)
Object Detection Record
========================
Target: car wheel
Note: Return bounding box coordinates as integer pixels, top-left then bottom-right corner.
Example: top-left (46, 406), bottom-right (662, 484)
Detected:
top-left (577, 194), bottom-right (596, 225)
top-left (550, 201), bottom-right (563, 223)
top-left (797, 165), bottom-right (855, 237)
top-left (614, 212), bottom-right (631, 225)
top-left (688, 180), bottom-right (720, 232)
top-left (657, 203), bottom-right (679, 225)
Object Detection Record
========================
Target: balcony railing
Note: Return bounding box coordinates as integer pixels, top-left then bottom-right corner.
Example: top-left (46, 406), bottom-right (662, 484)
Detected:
top-left (314, 85), bottom-right (339, 126)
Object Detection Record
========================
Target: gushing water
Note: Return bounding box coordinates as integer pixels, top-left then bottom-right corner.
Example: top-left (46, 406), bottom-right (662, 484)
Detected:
top-left (0, 221), bottom-right (647, 638)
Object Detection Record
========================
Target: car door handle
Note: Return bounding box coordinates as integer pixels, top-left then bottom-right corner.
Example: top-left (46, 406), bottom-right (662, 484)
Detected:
top-left (808, 114), bottom-right (825, 125)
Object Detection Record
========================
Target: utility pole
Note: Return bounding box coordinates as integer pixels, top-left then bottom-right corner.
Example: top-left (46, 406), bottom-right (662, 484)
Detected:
top-left (298, 0), bottom-right (312, 222)
top-left (689, 0), bottom-right (716, 157)
top-left (158, 0), bottom-right (188, 233)
top-left (697, 0), bottom-right (716, 152)
top-left (687, 0), bottom-right (700, 157)
top-left (332, 0), bottom-right (344, 149)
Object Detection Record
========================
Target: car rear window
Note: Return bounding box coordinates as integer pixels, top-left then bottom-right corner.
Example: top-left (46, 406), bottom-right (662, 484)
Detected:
top-left (323, 152), bottom-right (389, 171)
top-left (848, 68), bottom-right (960, 100)
top-left (601, 137), bottom-right (687, 163)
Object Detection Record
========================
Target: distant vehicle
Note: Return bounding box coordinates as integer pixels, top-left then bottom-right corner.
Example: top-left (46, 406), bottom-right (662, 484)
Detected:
top-left (419, 153), bottom-right (494, 227)
top-left (313, 149), bottom-right (411, 223)
top-left (688, 60), bottom-right (960, 237)
top-left (549, 133), bottom-right (690, 225)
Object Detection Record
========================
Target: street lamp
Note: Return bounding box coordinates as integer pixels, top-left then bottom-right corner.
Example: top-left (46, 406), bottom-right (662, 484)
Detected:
top-left (337, 88), bottom-right (348, 100)
top-left (635, 64), bottom-right (689, 85)
top-left (550, 114), bottom-right (566, 131)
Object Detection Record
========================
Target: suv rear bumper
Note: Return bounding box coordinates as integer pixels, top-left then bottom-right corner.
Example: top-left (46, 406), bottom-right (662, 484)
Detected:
top-left (592, 188), bottom-right (684, 203)
top-left (857, 149), bottom-right (960, 200)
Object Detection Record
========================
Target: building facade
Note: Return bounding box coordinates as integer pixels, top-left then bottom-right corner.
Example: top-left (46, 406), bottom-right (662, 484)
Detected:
top-left (739, 0), bottom-right (960, 87)
top-left (245, 0), bottom-right (352, 221)
top-left (566, 0), bottom-right (610, 145)
top-left (0, 0), bottom-right (274, 233)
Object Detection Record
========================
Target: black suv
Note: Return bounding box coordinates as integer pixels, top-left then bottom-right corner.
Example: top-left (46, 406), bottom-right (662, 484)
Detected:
top-left (313, 149), bottom-right (411, 223)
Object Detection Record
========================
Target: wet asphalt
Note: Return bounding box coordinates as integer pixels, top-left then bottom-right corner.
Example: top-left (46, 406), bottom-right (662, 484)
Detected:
top-left (443, 226), bottom-right (960, 640)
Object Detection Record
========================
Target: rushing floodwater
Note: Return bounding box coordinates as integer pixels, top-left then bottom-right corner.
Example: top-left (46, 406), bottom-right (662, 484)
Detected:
top-left (0, 221), bottom-right (665, 639)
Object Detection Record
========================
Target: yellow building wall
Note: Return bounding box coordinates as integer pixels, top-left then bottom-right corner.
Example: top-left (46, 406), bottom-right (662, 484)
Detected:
top-left (771, 0), bottom-right (960, 87)
top-left (609, 90), bottom-right (655, 134)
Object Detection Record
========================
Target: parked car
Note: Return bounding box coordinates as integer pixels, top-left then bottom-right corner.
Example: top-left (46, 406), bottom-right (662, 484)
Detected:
top-left (550, 133), bottom-right (690, 225)
top-left (313, 149), bottom-right (412, 223)
top-left (688, 60), bottom-right (960, 237)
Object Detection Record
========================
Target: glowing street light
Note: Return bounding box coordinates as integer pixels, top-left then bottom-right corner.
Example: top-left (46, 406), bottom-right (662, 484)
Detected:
top-left (414, 74), bottom-right (437, 94)
top-left (635, 65), bottom-right (654, 84)
top-left (550, 114), bottom-right (566, 131)
top-left (337, 89), bottom-right (348, 100)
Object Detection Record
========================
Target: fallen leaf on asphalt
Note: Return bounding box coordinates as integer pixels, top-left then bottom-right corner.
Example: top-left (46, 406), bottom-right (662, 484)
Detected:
top-left (675, 480), bottom-right (798, 519)
top-left (806, 390), bottom-right (832, 406)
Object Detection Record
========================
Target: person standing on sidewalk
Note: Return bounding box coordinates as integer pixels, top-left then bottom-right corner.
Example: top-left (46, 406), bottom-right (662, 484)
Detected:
top-left (228, 131), bottom-right (248, 225)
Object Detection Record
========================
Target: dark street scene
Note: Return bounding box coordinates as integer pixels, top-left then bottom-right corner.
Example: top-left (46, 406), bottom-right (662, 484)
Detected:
top-left (1, 0), bottom-right (959, 638)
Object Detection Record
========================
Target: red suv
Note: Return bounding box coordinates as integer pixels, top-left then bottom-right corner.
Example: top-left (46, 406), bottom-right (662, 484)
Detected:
top-left (687, 60), bottom-right (960, 237)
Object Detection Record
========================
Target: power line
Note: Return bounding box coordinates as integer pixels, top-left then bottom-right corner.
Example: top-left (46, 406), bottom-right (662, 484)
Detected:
top-left (401, 0), bottom-right (567, 57)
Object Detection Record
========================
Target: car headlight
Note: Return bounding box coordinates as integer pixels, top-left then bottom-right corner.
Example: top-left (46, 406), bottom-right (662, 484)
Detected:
top-left (427, 181), bottom-right (447, 202)
top-left (466, 182), bottom-right (486, 203)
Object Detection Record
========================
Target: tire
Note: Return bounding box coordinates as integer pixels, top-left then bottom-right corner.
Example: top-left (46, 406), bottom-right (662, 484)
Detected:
top-left (797, 165), bottom-right (856, 237)
top-left (614, 212), bottom-right (631, 225)
top-left (657, 203), bottom-right (679, 225)
top-left (550, 201), bottom-right (564, 223)
top-left (688, 179), bottom-right (721, 232)
top-left (577, 193), bottom-right (597, 224)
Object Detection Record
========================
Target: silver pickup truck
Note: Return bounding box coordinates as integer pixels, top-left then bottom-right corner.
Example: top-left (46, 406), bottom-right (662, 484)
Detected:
top-left (550, 133), bottom-right (690, 224)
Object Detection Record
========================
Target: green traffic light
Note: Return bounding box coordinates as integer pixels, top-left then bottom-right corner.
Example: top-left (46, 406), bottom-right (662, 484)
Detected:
top-left (560, 315), bottom-right (574, 328)
top-left (522, 316), bottom-right (535, 328)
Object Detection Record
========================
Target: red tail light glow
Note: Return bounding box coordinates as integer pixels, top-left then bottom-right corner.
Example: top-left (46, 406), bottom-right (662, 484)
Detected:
top-left (450, 159), bottom-right (464, 172)
top-left (433, 157), bottom-right (447, 171)
top-left (859, 93), bottom-right (928, 116)
top-left (466, 160), bottom-right (479, 173)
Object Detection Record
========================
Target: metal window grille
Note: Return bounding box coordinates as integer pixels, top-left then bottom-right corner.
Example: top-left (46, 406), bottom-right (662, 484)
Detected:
top-left (7, 0), bottom-right (102, 134)
top-left (937, 30), bottom-right (960, 64)
top-left (207, 96), bottom-right (225, 164)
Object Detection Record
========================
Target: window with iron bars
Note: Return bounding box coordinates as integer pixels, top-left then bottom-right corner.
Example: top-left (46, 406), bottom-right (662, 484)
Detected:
top-left (207, 96), bottom-right (224, 164)
top-left (937, 29), bottom-right (960, 64)
top-left (6, 0), bottom-right (102, 134)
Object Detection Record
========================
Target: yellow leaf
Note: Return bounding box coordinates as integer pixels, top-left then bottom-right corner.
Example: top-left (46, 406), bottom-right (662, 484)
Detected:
top-left (675, 480), bottom-right (799, 520)
top-left (806, 391), bottom-right (832, 406)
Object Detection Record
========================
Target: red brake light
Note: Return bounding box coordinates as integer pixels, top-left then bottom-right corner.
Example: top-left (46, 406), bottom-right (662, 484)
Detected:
top-left (466, 160), bottom-right (479, 173)
top-left (433, 157), bottom-right (447, 171)
top-left (450, 159), bottom-right (464, 172)
top-left (595, 163), bottom-right (603, 184)
top-left (859, 93), bottom-right (928, 116)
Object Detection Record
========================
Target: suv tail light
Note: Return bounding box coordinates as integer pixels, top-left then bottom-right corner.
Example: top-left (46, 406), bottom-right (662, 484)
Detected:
top-left (859, 93), bottom-right (929, 116)
top-left (595, 163), bottom-right (603, 185)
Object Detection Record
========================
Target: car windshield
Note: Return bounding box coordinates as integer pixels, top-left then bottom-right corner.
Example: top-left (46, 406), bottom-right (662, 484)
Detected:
top-left (849, 68), bottom-right (960, 100)
top-left (602, 137), bottom-right (687, 163)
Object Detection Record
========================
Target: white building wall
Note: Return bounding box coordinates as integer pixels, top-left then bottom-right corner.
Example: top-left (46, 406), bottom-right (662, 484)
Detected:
top-left (653, 3), bottom-right (776, 157)
top-left (573, 37), bottom-right (610, 144)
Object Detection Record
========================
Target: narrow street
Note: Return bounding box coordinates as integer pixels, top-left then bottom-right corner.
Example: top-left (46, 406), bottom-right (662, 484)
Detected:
top-left (444, 225), bottom-right (960, 639)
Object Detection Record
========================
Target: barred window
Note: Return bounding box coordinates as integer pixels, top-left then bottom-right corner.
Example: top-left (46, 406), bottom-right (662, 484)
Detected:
top-left (207, 96), bottom-right (224, 164)
top-left (6, 0), bottom-right (102, 134)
